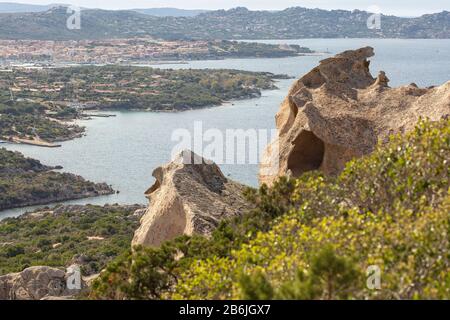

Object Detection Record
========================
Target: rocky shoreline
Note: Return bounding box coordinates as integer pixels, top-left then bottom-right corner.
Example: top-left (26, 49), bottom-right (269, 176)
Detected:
top-left (0, 148), bottom-right (115, 211)
top-left (5, 129), bottom-right (86, 148)
top-left (1, 67), bottom-right (286, 148)
top-left (0, 183), bottom-right (114, 211)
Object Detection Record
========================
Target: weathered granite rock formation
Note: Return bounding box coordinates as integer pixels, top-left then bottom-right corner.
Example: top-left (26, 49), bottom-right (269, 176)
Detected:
top-left (260, 47), bottom-right (450, 185)
top-left (132, 150), bottom-right (251, 247)
top-left (0, 266), bottom-right (85, 300)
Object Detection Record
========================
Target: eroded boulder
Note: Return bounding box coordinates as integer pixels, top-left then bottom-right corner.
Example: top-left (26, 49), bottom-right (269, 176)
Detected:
top-left (132, 150), bottom-right (251, 247)
top-left (260, 47), bottom-right (450, 185)
top-left (0, 266), bottom-right (85, 300)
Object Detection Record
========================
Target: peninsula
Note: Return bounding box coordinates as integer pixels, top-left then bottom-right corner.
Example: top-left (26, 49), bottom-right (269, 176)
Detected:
top-left (0, 148), bottom-right (114, 210)
top-left (0, 66), bottom-right (287, 145)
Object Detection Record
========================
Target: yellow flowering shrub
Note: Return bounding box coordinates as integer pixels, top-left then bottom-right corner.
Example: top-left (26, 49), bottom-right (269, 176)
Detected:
top-left (171, 119), bottom-right (450, 299)
top-left (92, 119), bottom-right (450, 300)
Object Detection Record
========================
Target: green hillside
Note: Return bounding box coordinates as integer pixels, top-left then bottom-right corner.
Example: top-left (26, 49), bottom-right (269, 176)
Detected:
top-left (0, 6), bottom-right (449, 40)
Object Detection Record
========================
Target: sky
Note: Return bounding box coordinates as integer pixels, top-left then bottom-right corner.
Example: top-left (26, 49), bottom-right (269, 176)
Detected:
top-left (4, 0), bottom-right (450, 17)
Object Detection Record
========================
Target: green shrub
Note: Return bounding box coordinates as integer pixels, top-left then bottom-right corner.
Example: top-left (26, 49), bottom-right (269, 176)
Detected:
top-left (239, 246), bottom-right (361, 300)
top-left (90, 119), bottom-right (450, 300)
top-left (0, 205), bottom-right (141, 275)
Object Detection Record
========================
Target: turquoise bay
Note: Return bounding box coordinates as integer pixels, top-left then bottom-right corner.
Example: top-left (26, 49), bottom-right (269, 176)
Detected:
top-left (2, 38), bottom-right (450, 219)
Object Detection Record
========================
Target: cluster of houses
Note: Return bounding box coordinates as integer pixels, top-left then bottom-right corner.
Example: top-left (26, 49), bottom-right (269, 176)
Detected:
top-left (0, 39), bottom-right (212, 64)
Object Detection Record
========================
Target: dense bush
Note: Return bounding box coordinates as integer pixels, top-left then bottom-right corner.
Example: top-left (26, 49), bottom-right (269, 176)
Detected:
top-left (90, 119), bottom-right (450, 300)
top-left (0, 205), bottom-right (141, 275)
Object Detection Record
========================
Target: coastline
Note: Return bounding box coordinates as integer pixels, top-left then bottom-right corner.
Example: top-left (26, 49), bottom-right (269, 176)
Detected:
top-left (2, 79), bottom-right (283, 148)
top-left (0, 188), bottom-right (116, 212)
top-left (0, 193), bottom-right (125, 221)
top-left (4, 130), bottom-right (86, 148)
top-left (70, 85), bottom-right (282, 118)
top-left (0, 82), bottom-right (284, 218)
top-left (1, 51), bottom-right (316, 68)
top-left (4, 38), bottom-right (447, 219)
top-left (10, 137), bottom-right (62, 148)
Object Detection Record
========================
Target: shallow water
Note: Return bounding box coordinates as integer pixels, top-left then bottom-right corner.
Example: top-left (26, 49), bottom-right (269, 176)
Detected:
top-left (2, 39), bottom-right (450, 219)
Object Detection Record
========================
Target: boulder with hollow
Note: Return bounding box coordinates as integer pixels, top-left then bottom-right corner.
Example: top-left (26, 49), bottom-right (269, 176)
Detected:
top-left (260, 47), bottom-right (450, 185)
top-left (132, 150), bottom-right (251, 247)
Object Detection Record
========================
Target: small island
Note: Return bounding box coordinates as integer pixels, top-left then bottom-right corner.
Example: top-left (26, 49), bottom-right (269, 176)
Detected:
top-left (0, 148), bottom-right (114, 210)
top-left (1, 66), bottom-right (289, 144)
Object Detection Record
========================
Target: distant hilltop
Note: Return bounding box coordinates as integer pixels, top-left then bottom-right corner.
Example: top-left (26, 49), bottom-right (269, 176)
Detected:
top-left (0, 2), bottom-right (207, 16)
top-left (132, 8), bottom-right (208, 17)
top-left (0, 6), bottom-right (449, 40)
top-left (0, 2), bottom-right (59, 13)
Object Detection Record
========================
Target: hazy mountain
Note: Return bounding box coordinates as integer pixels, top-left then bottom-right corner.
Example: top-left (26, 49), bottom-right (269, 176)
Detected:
top-left (0, 6), bottom-right (448, 40)
top-left (133, 7), bottom-right (208, 17)
top-left (0, 2), bottom-right (206, 16)
top-left (0, 7), bottom-right (151, 40)
top-left (0, 2), bottom-right (63, 13)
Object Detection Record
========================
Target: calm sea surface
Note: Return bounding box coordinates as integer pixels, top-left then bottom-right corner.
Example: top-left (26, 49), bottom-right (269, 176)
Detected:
top-left (2, 39), bottom-right (450, 219)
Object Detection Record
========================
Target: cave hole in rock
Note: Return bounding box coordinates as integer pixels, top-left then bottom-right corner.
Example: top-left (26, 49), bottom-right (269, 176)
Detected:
top-left (287, 130), bottom-right (325, 177)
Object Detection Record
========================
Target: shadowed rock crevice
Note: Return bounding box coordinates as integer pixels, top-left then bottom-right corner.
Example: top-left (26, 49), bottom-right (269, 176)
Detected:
top-left (287, 130), bottom-right (325, 176)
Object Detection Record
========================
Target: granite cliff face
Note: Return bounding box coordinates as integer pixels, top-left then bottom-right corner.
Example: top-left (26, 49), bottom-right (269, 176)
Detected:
top-left (132, 150), bottom-right (251, 247)
top-left (260, 47), bottom-right (450, 185)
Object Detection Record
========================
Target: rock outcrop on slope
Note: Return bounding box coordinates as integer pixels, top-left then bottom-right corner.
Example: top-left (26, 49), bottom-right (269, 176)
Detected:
top-left (0, 266), bottom-right (85, 300)
top-left (132, 150), bottom-right (251, 247)
top-left (260, 47), bottom-right (450, 186)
